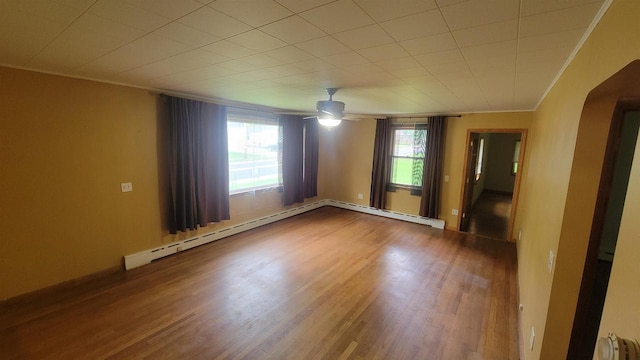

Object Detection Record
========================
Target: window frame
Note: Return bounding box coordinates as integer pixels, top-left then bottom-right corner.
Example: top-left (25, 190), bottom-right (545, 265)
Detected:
top-left (387, 124), bottom-right (428, 193)
top-left (512, 140), bottom-right (521, 176)
top-left (226, 109), bottom-right (283, 195)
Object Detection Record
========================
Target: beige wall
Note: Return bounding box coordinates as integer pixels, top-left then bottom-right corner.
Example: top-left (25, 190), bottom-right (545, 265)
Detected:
top-left (442, 113), bottom-right (532, 230)
top-left (515, 1), bottom-right (640, 359)
top-left (0, 67), bottom-right (328, 300)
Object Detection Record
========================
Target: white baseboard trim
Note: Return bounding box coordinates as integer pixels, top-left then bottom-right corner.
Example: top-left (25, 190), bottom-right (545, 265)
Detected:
top-left (326, 200), bottom-right (445, 229)
top-left (124, 199), bottom-right (445, 270)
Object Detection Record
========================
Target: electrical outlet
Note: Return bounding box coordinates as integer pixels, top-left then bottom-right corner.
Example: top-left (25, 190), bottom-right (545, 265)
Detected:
top-left (530, 326), bottom-right (535, 350)
top-left (452, 209), bottom-right (459, 216)
top-left (357, 193), bottom-right (363, 199)
top-left (518, 230), bottom-right (522, 241)
top-left (548, 250), bottom-right (554, 273)
top-left (120, 182), bottom-right (133, 192)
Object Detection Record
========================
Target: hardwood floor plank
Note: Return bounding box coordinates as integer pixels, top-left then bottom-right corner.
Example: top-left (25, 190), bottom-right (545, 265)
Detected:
top-left (0, 207), bottom-right (518, 359)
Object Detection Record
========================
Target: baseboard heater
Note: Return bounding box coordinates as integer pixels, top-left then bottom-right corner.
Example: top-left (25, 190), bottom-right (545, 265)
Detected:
top-left (123, 199), bottom-right (445, 271)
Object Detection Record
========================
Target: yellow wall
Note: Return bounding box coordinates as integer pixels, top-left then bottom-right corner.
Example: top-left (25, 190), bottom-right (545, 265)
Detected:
top-left (515, 1), bottom-right (640, 359)
top-left (319, 112), bottom-right (532, 229)
top-left (0, 67), bottom-right (328, 299)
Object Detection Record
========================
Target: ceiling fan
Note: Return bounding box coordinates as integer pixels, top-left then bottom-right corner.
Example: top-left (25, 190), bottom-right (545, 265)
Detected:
top-left (306, 88), bottom-right (345, 127)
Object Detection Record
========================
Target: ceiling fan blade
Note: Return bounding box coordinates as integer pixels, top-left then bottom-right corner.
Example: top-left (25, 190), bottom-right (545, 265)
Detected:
top-left (302, 116), bottom-right (317, 119)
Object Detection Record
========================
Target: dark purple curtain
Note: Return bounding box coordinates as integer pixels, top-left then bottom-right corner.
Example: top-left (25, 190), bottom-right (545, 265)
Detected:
top-left (419, 116), bottom-right (446, 219)
top-left (166, 95), bottom-right (230, 234)
top-left (370, 118), bottom-right (391, 209)
top-left (303, 118), bottom-right (319, 198)
top-left (281, 115), bottom-right (304, 206)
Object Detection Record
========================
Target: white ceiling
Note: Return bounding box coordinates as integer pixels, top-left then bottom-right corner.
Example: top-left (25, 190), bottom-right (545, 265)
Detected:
top-left (0, 0), bottom-right (607, 116)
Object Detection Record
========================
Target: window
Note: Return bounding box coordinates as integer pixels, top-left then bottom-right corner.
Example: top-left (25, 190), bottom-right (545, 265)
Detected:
top-left (512, 140), bottom-right (521, 175)
top-left (389, 126), bottom-right (427, 189)
top-left (227, 110), bottom-right (282, 194)
top-left (475, 137), bottom-right (485, 182)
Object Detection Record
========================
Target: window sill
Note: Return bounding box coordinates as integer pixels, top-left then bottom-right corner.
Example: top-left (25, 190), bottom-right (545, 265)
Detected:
top-left (386, 184), bottom-right (422, 196)
top-left (230, 185), bottom-right (283, 197)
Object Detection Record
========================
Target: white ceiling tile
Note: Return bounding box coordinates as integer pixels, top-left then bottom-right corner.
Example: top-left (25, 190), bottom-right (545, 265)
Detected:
top-left (121, 0), bottom-right (203, 19)
top-left (88, 0), bottom-right (171, 32)
top-left (263, 46), bottom-right (315, 63)
top-left (321, 51), bottom-right (370, 67)
top-left (333, 25), bottom-right (395, 50)
top-left (440, 0), bottom-right (519, 30)
top-left (122, 50), bottom-right (229, 78)
top-left (295, 36), bottom-right (350, 57)
top-left (201, 40), bottom-right (256, 58)
top-left (435, 0), bottom-right (469, 6)
top-left (520, 2), bottom-right (602, 37)
top-left (380, 10), bottom-right (448, 41)
top-left (461, 40), bottom-right (516, 60)
top-left (291, 58), bottom-right (334, 72)
top-left (152, 22), bottom-right (220, 48)
top-left (358, 43), bottom-right (410, 62)
top-left (521, 0), bottom-right (604, 16)
top-left (0, 1), bottom-right (77, 64)
top-left (65, 13), bottom-right (145, 45)
top-left (427, 61), bottom-right (472, 79)
top-left (53, 0), bottom-right (97, 11)
top-left (517, 46), bottom-right (573, 73)
top-left (519, 28), bottom-right (585, 53)
top-left (178, 6), bottom-right (252, 38)
top-left (28, 37), bottom-right (110, 71)
top-left (275, 0), bottom-right (336, 13)
top-left (354, 0), bottom-right (437, 22)
top-left (209, 0), bottom-right (293, 27)
top-left (228, 30), bottom-right (288, 52)
top-left (453, 19), bottom-right (517, 47)
top-left (239, 53), bottom-right (285, 68)
top-left (389, 66), bottom-right (432, 79)
top-left (375, 57), bottom-right (422, 72)
top-left (260, 15), bottom-right (326, 44)
top-left (218, 60), bottom-right (261, 73)
top-left (415, 49), bottom-right (464, 66)
top-left (467, 54), bottom-right (515, 76)
top-left (300, 0), bottom-right (375, 34)
top-left (399, 33), bottom-right (457, 56)
top-left (267, 64), bottom-right (309, 76)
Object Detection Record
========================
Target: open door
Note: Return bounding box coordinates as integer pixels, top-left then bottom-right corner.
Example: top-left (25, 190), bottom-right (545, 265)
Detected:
top-left (460, 133), bottom-right (479, 232)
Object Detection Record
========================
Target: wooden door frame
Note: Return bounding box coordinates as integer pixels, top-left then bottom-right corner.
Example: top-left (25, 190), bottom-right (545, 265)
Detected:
top-left (457, 128), bottom-right (528, 242)
top-left (567, 98), bottom-right (640, 358)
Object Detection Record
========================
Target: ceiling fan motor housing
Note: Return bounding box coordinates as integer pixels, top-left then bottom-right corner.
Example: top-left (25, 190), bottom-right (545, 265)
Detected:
top-left (316, 100), bottom-right (345, 119)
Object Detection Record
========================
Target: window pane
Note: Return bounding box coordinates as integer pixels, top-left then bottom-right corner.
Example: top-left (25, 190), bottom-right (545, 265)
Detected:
top-left (228, 121), bottom-right (281, 193)
top-left (475, 137), bottom-right (485, 181)
top-left (390, 128), bottom-right (427, 187)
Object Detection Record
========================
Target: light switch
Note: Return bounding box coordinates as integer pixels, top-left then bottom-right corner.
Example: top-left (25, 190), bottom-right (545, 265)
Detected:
top-left (121, 182), bottom-right (133, 192)
top-left (444, 175), bottom-right (450, 182)
top-left (548, 250), bottom-right (554, 273)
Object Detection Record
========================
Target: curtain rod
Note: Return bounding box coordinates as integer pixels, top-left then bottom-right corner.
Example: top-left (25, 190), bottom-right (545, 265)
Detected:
top-left (391, 114), bottom-right (462, 119)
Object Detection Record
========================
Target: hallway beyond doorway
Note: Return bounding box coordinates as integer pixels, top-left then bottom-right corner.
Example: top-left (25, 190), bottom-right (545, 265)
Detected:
top-left (466, 191), bottom-right (512, 240)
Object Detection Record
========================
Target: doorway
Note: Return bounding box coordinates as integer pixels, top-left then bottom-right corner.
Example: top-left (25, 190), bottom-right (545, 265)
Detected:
top-left (567, 109), bottom-right (640, 358)
top-left (459, 129), bottom-right (526, 241)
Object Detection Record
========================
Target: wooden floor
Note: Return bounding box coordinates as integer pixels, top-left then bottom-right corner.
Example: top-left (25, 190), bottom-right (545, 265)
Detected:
top-left (0, 207), bottom-right (519, 360)
top-left (466, 191), bottom-right (513, 240)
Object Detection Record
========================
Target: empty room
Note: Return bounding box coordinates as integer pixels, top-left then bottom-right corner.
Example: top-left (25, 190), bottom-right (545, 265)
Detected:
top-left (2, 1), bottom-right (640, 359)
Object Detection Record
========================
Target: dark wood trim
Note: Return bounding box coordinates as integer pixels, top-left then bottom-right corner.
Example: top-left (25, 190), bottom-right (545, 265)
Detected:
top-left (567, 97), bottom-right (640, 359)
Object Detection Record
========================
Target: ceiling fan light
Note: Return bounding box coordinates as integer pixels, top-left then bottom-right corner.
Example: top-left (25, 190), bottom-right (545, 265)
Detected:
top-left (318, 118), bottom-right (342, 127)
